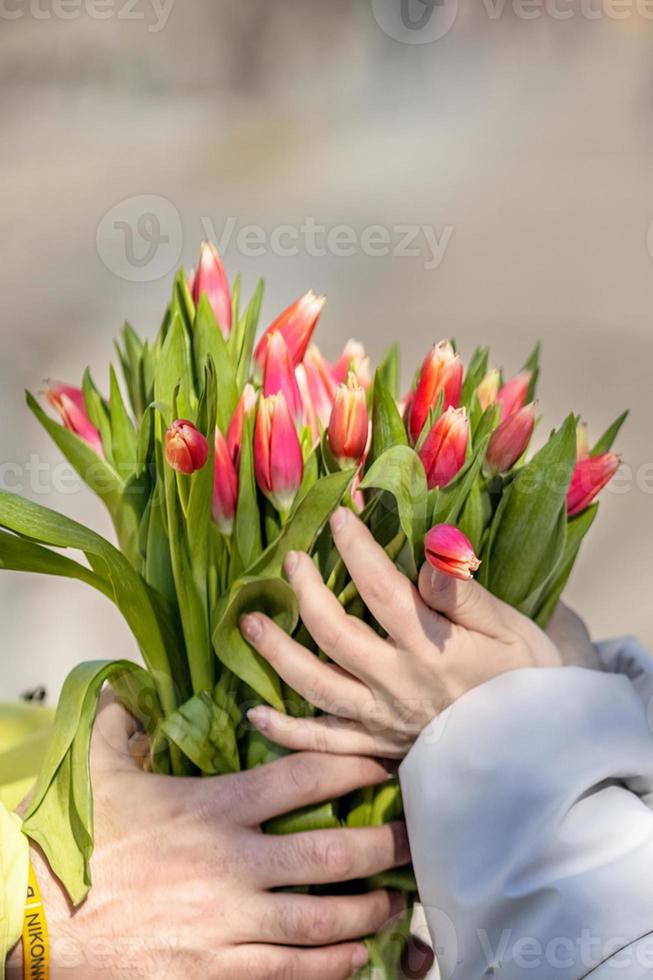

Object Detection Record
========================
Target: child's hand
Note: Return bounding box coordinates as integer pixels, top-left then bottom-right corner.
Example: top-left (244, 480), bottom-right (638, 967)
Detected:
top-left (241, 508), bottom-right (561, 759)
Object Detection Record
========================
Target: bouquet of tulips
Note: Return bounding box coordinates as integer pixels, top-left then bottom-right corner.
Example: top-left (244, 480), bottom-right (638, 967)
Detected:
top-left (0, 241), bottom-right (625, 977)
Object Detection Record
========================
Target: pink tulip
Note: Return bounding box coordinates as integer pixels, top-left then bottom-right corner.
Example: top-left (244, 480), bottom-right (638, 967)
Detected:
top-left (254, 290), bottom-right (325, 371)
top-left (485, 403), bottom-right (536, 475)
top-left (328, 373), bottom-right (369, 466)
top-left (191, 241), bottom-right (232, 338)
top-left (408, 341), bottom-right (463, 445)
top-left (333, 340), bottom-right (371, 388)
top-left (164, 420), bottom-right (209, 475)
top-left (263, 332), bottom-right (303, 425)
top-left (227, 384), bottom-right (257, 469)
top-left (45, 383), bottom-right (103, 456)
top-left (476, 368), bottom-right (500, 411)
top-left (425, 524), bottom-right (481, 581)
top-left (497, 370), bottom-right (531, 421)
top-left (302, 344), bottom-right (337, 429)
top-left (213, 428), bottom-right (238, 534)
top-left (254, 393), bottom-right (304, 514)
top-left (567, 452), bottom-right (620, 517)
top-left (418, 406), bottom-right (469, 490)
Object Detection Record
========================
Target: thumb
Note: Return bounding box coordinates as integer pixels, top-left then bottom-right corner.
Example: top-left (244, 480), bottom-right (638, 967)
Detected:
top-left (91, 688), bottom-right (145, 773)
top-left (418, 562), bottom-right (513, 637)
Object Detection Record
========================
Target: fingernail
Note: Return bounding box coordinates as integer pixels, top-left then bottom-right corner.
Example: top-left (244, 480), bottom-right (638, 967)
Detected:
top-left (240, 613), bottom-right (263, 641)
top-left (247, 706), bottom-right (270, 732)
top-left (330, 507), bottom-right (348, 533)
top-left (351, 946), bottom-right (369, 970)
top-left (284, 550), bottom-right (300, 577)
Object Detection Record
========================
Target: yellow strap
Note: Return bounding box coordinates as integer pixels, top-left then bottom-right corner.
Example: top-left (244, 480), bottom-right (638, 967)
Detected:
top-left (22, 862), bottom-right (49, 980)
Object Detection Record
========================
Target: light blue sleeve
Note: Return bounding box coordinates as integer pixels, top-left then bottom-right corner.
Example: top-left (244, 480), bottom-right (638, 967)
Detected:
top-left (400, 644), bottom-right (653, 980)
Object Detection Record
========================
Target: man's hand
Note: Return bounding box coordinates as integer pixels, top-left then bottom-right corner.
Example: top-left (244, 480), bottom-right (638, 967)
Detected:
top-left (8, 692), bottom-right (413, 980)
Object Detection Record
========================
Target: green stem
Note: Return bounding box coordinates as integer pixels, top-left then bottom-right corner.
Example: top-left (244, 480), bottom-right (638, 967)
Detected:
top-left (336, 530), bottom-right (407, 607)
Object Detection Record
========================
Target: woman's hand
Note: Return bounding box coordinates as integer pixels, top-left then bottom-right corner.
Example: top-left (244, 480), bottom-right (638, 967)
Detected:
top-left (7, 691), bottom-right (418, 980)
top-left (241, 507), bottom-right (561, 759)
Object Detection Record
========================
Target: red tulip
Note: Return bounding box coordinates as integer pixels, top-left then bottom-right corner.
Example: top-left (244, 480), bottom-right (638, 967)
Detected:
top-left (408, 341), bottom-right (463, 444)
top-left (497, 370), bottom-right (531, 421)
top-left (328, 373), bottom-right (369, 466)
top-left (333, 340), bottom-right (371, 388)
top-left (263, 331), bottom-right (303, 425)
top-left (45, 383), bottom-right (103, 456)
top-left (164, 420), bottom-right (209, 475)
top-left (567, 452), bottom-right (620, 517)
top-left (425, 524), bottom-right (481, 581)
top-left (485, 403), bottom-right (536, 475)
top-left (191, 240), bottom-right (232, 338)
top-left (254, 290), bottom-right (325, 372)
top-left (227, 384), bottom-right (257, 469)
top-left (476, 368), bottom-right (500, 411)
top-left (254, 393), bottom-right (304, 514)
top-left (418, 406), bottom-right (469, 490)
top-left (213, 428), bottom-right (238, 534)
top-left (302, 344), bottom-right (337, 429)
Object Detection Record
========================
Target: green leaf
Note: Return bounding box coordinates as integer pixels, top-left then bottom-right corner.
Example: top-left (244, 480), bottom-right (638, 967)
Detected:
top-left (234, 278), bottom-right (265, 391)
top-left (591, 410), bottom-right (628, 456)
top-left (375, 344), bottom-right (400, 400)
top-left (155, 311), bottom-right (195, 420)
top-left (0, 529), bottom-right (112, 600)
top-left (368, 368), bottom-right (408, 468)
top-left (213, 577), bottom-right (297, 710)
top-left (460, 345), bottom-right (489, 407)
top-left (192, 295), bottom-right (238, 432)
top-left (233, 412), bottom-right (262, 577)
top-left (22, 660), bottom-right (159, 906)
top-left (161, 690), bottom-right (239, 775)
top-left (522, 342), bottom-right (540, 402)
top-left (265, 801), bottom-right (340, 835)
top-left (108, 365), bottom-right (137, 474)
top-left (534, 504), bottom-right (599, 627)
top-left (360, 446), bottom-right (428, 566)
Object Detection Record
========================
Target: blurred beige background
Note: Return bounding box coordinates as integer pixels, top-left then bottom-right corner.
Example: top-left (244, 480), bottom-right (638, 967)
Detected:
top-left (1, 2), bottom-right (652, 698)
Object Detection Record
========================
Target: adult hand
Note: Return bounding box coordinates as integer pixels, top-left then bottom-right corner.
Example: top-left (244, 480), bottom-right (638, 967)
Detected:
top-left (546, 600), bottom-right (603, 669)
top-left (7, 692), bottom-right (412, 980)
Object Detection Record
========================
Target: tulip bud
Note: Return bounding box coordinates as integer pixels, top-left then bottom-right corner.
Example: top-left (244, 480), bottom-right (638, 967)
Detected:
top-left (45, 383), bottom-right (103, 456)
top-left (302, 344), bottom-right (337, 428)
top-left (425, 524), bottom-right (481, 581)
top-left (408, 341), bottom-right (463, 444)
top-left (254, 290), bottom-right (325, 372)
top-left (576, 421), bottom-right (590, 460)
top-left (227, 384), bottom-right (257, 468)
top-left (567, 452), bottom-right (620, 517)
top-left (476, 368), bottom-right (500, 411)
top-left (418, 406), bottom-right (469, 490)
top-left (164, 420), bottom-right (209, 475)
top-left (485, 403), bottom-right (536, 475)
top-left (333, 340), bottom-right (371, 388)
top-left (328, 373), bottom-right (369, 467)
top-left (191, 240), bottom-right (232, 338)
top-left (254, 393), bottom-right (304, 515)
top-left (213, 428), bottom-right (238, 534)
top-left (263, 331), bottom-right (304, 425)
top-left (496, 370), bottom-right (531, 420)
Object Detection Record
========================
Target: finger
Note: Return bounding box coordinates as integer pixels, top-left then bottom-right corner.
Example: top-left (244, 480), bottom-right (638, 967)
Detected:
top-left (91, 689), bottom-right (141, 773)
top-left (228, 942), bottom-right (371, 980)
top-left (256, 821), bottom-right (410, 888)
top-left (240, 612), bottom-right (367, 715)
top-left (418, 561), bottom-right (514, 637)
top-left (283, 550), bottom-right (385, 682)
top-left (211, 752), bottom-right (393, 825)
top-left (248, 706), bottom-right (407, 759)
top-left (248, 890), bottom-right (404, 946)
top-left (329, 508), bottom-right (426, 646)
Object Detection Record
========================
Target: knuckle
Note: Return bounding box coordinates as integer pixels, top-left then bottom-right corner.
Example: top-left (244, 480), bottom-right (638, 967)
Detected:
top-left (366, 575), bottom-right (393, 607)
top-left (321, 836), bottom-right (355, 878)
top-left (270, 951), bottom-right (303, 980)
top-left (284, 753), bottom-right (320, 797)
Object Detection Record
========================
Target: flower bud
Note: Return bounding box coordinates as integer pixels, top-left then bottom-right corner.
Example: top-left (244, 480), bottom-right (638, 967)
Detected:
top-left (213, 428), bottom-right (238, 534)
top-left (567, 452), bottom-right (620, 517)
top-left (164, 420), bottom-right (209, 474)
top-left (425, 524), bottom-right (481, 581)
top-left (418, 406), bottom-right (469, 490)
top-left (254, 290), bottom-right (325, 372)
top-left (485, 403), bottom-right (536, 475)
top-left (408, 341), bottom-right (463, 444)
top-left (328, 373), bottom-right (369, 467)
top-left (263, 332), bottom-right (303, 425)
top-left (476, 368), bottom-right (500, 411)
top-left (191, 241), bottom-right (232, 338)
top-left (576, 421), bottom-right (590, 460)
top-left (254, 393), bottom-right (304, 514)
top-left (45, 383), bottom-right (103, 456)
top-left (497, 370), bottom-right (531, 420)
top-left (333, 340), bottom-right (371, 388)
top-left (302, 344), bottom-right (337, 429)
top-left (227, 384), bottom-right (257, 468)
